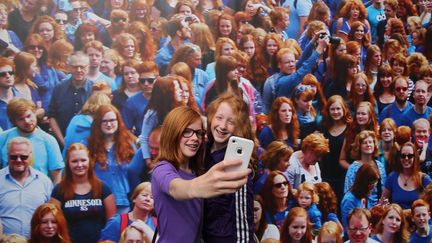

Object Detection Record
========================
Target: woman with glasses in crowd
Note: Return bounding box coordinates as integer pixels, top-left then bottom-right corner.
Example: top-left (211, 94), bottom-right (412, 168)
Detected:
top-left (30, 16), bottom-right (65, 50)
top-left (88, 104), bottom-right (137, 213)
top-left (151, 105), bottom-right (250, 242)
top-left (382, 142), bottom-right (432, 209)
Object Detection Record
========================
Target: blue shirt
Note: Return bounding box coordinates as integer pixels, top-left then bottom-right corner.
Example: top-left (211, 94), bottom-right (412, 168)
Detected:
top-left (99, 213), bottom-right (155, 242)
top-left (341, 191), bottom-right (365, 230)
top-left (384, 172), bottom-right (432, 209)
top-left (0, 167), bottom-right (53, 238)
top-left (62, 114), bottom-right (93, 157)
top-left (192, 68), bottom-right (210, 106)
top-left (121, 93), bottom-right (148, 136)
top-left (94, 146), bottom-right (136, 207)
top-left (0, 127), bottom-right (64, 174)
top-left (154, 43), bottom-right (175, 76)
top-left (401, 106), bottom-right (432, 128)
top-left (344, 161), bottom-right (386, 207)
top-left (48, 77), bottom-right (93, 135)
top-left (88, 72), bottom-right (117, 91)
top-left (0, 88), bottom-right (22, 131)
top-left (33, 65), bottom-right (62, 111)
top-left (367, 5), bottom-right (385, 44)
top-left (410, 226), bottom-right (432, 243)
top-left (378, 102), bottom-right (413, 126)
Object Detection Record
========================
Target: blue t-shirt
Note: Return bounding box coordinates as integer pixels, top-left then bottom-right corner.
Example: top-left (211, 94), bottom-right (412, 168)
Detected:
top-left (367, 5), bottom-right (386, 43)
top-left (99, 213), bottom-right (155, 242)
top-left (384, 172), bottom-right (432, 209)
top-left (410, 226), bottom-right (432, 243)
top-left (51, 183), bottom-right (112, 243)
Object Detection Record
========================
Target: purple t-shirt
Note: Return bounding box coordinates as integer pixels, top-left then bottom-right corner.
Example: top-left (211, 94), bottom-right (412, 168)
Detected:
top-left (151, 161), bottom-right (201, 243)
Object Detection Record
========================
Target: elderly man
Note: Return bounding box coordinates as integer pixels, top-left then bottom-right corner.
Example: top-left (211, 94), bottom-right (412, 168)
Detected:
top-left (48, 51), bottom-right (93, 146)
top-left (0, 98), bottom-right (64, 183)
top-left (0, 137), bottom-right (52, 238)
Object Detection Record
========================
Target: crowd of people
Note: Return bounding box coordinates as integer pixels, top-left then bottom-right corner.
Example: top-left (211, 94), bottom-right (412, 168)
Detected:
top-left (1, 0), bottom-right (432, 242)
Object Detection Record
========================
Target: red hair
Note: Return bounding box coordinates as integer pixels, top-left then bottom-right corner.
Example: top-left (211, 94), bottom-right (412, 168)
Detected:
top-left (259, 171), bottom-right (293, 216)
top-left (268, 97), bottom-right (300, 147)
top-left (280, 207), bottom-right (313, 243)
top-left (30, 203), bottom-right (71, 243)
top-left (59, 143), bottom-right (102, 201)
top-left (88, 105), bottom-right (136, 169)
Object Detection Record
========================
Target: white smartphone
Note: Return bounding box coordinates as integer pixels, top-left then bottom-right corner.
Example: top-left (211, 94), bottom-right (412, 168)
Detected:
top-left (224, 136), bottom-right (254, 172)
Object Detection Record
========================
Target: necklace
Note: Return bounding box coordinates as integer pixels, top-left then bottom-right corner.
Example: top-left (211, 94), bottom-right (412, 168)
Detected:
top-left (401, 174), bottom-right (411, 187)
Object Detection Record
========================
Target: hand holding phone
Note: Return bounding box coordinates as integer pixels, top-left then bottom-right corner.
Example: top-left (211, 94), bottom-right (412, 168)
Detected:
top-left (224, 136), bottom-right (254, 172)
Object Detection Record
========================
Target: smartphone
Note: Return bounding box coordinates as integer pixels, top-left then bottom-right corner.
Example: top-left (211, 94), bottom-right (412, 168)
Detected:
top-left (224, 136), bottom-right (254, 172)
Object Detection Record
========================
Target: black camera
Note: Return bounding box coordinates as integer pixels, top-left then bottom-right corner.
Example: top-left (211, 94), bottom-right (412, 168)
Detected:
top-left (318, 33), bottom-right (341, 45)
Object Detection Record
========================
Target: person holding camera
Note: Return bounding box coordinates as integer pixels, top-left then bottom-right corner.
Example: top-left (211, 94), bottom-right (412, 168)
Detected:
top-left (262, 30), bottom-right (330, 112)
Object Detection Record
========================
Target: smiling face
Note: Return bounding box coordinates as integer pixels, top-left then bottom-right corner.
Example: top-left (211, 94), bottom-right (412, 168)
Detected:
top-left (100, 111), bottom-right (118, 136)
top-left (289, 216), bottom-right (307, 241)
top-left (329, 101), bottom-right (344, 121)
top-left (179, 118), bottom-right (203, 160)
top-left (400, 145), bottom-right (414, 170)
top-left (392, 61), bottom-right (404, 76)
top-left (356, 105), bottom-right (370, 126)
top-left (8, 143), bottom-right (31, 178)
top-left (354, 25), bottom-right (365, 40)
top-left (219, 19), bottom-right (232, 37)
top-left (39, 212), bottom-right (58, 239)
top-left (360, 136), bottom-right (375, 155)
top-left (210, 102), bottom-right (235, 146)
top-left (348, 215), bottom-right (371, 243)
top-left (68, 149), bottom-right (89, 178)
top-left (371, 52), bottom-right (382, 66)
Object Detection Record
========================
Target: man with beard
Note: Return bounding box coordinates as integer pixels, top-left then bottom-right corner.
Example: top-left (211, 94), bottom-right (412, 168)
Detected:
top-left (0, 137), bottom-right (52, 238)
top-left (154, 16), bottom-right (192, 76)
top-left (0, 98), bottom-right (64, 184)
top-left (379, 76), bottom-right (413, 126)
top-left (0, 57), bottom-right (22, 131)
top-left (48, 51), bottom-right (93, 147)
top-left (401, 80), bottom-right (432, 128)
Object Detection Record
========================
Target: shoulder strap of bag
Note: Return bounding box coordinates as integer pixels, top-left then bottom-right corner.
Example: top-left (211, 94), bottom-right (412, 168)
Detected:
top-left (120, 213), bottom-right (129, 233)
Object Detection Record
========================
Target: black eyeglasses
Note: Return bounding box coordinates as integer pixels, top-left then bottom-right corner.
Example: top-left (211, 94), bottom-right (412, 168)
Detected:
top-left (9, 154), bottom-right (30, 161)
top-left (0, 71), bottom-right (14, 77)
top-left (113, 17), bottom-right (127, 23)
top-left (273, 181), bottom-right (289, 188)
top-left (400, 153), bottom-right (414, 159)
top-left (139, 78), bottom-right (156, 84)
top-left (56, 19), bottom-right (67, 24)
top-left (182, 128), bottom-right (206, 138)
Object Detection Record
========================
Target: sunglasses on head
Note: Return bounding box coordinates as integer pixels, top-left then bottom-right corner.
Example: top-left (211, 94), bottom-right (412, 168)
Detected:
top-left (113, 17), bottom-right (127, 23)
top-left (0, 71), bottom-right (14, 77)
top-left (139, 78), bottom-right (156, 84)
top-left (9, 155), bottom-right (30, 161)
top-left (273, 181), bottom-right (288, 188)
top-left (400, 153), bottom-right (414, 159)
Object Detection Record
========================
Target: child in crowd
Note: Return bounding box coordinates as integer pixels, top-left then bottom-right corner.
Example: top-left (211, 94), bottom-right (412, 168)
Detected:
top-left (295, 182), bottom-right (322, 232)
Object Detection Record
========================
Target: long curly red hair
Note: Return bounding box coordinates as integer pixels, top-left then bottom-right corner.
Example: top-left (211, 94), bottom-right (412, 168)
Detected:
top-left (88, 105), bottom-right (136, 169)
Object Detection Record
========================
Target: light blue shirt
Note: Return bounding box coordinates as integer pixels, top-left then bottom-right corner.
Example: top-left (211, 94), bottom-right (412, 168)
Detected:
top-left (0, 128), bottom-right (64, 175)
top-left (0, 167), bottom-right (52, 238)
